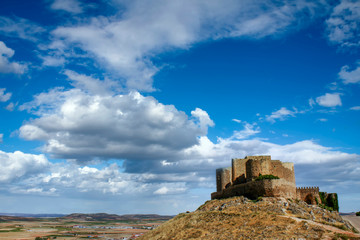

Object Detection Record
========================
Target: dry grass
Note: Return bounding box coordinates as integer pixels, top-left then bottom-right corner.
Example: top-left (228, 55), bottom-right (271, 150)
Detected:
top-left (139, 197), bottom-right (360, 240)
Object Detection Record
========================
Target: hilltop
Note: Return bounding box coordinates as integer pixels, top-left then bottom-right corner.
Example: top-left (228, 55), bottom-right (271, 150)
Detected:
top-left (139, 197), bottom-right (360, 240)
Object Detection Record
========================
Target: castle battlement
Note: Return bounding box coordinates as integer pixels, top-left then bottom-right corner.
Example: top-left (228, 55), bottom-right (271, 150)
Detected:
top-left (211, 156), bottom-right (338, 210)
top-left (212, 155), bottom-right (297, 200)
top-left (297, 187), bottom-right (320, 190)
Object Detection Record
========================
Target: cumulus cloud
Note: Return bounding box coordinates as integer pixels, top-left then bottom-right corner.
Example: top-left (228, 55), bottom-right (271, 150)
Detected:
top-left (265, 107), bottom-right (298, 123)
top-left (338, 61), bottom-right (360, 84)
top-left (50, 0), bottom-right (83, 14)
top-left (4, 160), bottom-right (195, 199)
top-left (0, 16), bottom-right (45, 42)
top-left (49, 0), bottom-right (329, 91)
top-left (0, 41), bottom-right (27, 74)
top-left (40, 163), bottom-right (149, 195)
top-left (20, 88), bottom-right (213, 161)
top-left (0, 88), bottom-right (11, 102)
top-left (316, 93), bottom-right (342, 107)
top-left (186, 136), bottom-right (357, 166)
top-left (183, 134), bottom-right (360, 192)
top-left (0, 150), bottom-right (49, 183)
top-left (326, 0), bottom-right (360, 48)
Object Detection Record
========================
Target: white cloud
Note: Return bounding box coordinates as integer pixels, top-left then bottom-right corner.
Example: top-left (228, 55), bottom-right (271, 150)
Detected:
top-left (326, 0), bottom-right (360, 48)
top-left (0, 16), bottom-right (45, 42)
top-left (316, 93), bottom-right (342, 107)
top-left (0, 41), bottom-right (27, 74)
top-left (191, 108), bottom-right (214, 134)
top-left (5, 102), bottom-right (15, 111)
top-left (232, 122), bottom-right (260, 140)
top-left (153, 184), bottom-right (187, 195)
top-left (49, 0), bottom-right (329, 91)
top-left (318, 118), bottom-right (328, 122)
top-left (265, 107), bottom-right (297, 123)
top-left (338, 61), bottom-right (360, 84)
top-left (39, 55), bottom-right (66, 67)
top-left (232, 119), bottom-right (241, 123)
top-left (0, 88), bottom-right (11, 102)
top-left (184, 134), bottom-right (360, 188)
top-left (7, 162), bottom-right (150, 197)
top-left (309, 98), bottom-right (315, 107)
top-left (50, 0), bottom-right (83, 14)
top-left (20, 89), bottom-right (214, 161)
top-left (63, 70), bottom-right (121, 95)
top-left (0, 150), bottom-right (49, 183)
top-left (350, 106), bottom-right (360, 110)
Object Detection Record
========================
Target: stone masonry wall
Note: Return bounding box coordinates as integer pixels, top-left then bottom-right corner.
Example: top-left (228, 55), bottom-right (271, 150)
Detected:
top-left (216, 167), bottom-right (232, 192)
top-left (212, 156), bottom-right (333, 208)
top-left (296, 187), bottom-right (321, 205)
top-left (231, 158), bottom-right (248, 184)
top-left (211, 179), bottom-right (296, 200)
top-left (270, 160), bottom-right (295, 183)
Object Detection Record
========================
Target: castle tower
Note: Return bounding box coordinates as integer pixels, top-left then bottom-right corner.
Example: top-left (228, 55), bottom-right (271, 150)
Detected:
top-left (216, 167), bottom-right (232, 192)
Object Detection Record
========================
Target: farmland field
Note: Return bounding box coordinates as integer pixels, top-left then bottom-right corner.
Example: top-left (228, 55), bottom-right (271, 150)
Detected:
top-left (0, 215), bottom-right (170, 240)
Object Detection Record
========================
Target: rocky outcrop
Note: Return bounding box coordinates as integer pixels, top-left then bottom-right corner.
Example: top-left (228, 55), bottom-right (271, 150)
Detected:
top-left (139, 197), bottom-right (359, 240)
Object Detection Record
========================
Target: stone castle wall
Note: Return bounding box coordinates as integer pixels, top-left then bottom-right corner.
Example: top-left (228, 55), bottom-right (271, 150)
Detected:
top-left (213, 156), bottom-right (297, 200)
top-left (217, 156), bottom-right (295, 192)
top-left (296, 187), bottom-right (321, 205)
top-left (212, 155), bottom-right (338, 210)
top-left (216, 167), bottom-right (232, 192)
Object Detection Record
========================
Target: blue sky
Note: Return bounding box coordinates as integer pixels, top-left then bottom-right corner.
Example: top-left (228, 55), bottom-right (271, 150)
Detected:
top-left (0, 0), bottom-right (359, 215)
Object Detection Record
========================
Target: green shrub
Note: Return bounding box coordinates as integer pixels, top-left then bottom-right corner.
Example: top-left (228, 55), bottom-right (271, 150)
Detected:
top-left (319, 192), bottom-right (339, 212)
top-left (356, 211), bottom-right (360, 216)
top-left (255, 174), bottom-right (279, 181)
top-left (319, 203), bottom-right (334, 212)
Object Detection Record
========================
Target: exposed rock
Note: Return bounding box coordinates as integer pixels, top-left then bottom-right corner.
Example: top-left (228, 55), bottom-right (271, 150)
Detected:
top-left (139, 197), bottom-right (360, 240)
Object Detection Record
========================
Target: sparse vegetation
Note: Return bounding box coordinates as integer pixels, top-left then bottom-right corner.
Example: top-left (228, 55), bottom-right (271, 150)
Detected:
top-left (139, 197), bottom-right (358, 240)
top-left (255, 174), bottom-right (279, 181)
top-left (319, 203), bottom-right (335, 211)
top-left (0, 215), bottom-right (168, 239)
top-left (0, 227), bottom-right (22, 232)
top-left (251, 196), bottom-right (263, 203)
top-left (333, 233), bottom-right (350, 240)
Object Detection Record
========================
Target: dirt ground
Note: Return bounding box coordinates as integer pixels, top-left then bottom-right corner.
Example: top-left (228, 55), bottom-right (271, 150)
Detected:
top-left (342, 214), bottom-right (360, 232)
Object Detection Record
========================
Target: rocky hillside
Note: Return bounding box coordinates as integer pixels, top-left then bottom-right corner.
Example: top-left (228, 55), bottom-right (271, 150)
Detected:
top-left (139, 197), bottom-right (360, 239)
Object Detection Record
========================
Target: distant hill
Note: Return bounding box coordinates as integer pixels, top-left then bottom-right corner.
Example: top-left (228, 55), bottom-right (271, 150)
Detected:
top-left (62, 213), bottom-right (173, 221)
top-left (139, 197), bottom-right (360, 239)
top-left (0, 213), bottom-right (65, 219)
top-left (0, 212), bottom-right (173, 222)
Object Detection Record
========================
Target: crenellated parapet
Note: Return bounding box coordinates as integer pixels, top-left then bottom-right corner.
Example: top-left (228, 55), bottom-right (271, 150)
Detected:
top-left (296, 186), bottom-right (321, 205)
top-left (297, 186), bottom-right (320, 191)
top-left (211, 155), bottom-right (338, 211)
top-left (212, 155), bottom-right (296, 200)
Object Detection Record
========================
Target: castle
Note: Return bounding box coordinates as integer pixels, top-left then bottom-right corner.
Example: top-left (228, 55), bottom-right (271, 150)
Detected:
top-left (211, 156), bottom-right (338, 210)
